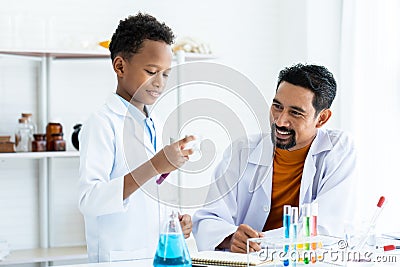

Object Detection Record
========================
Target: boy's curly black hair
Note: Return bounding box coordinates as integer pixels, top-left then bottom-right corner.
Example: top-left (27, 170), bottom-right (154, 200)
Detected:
top-left (109, 13), bottom-right (175, 61)
top-left (277, 63), bottom-right (337, 115)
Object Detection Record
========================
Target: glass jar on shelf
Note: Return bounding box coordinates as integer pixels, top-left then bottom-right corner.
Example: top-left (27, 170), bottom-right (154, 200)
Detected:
top-left (21, 113), bottom-right (37, 134)
top-left (15, 117), bottom-right (33, 152)
top-left (50, 133), bottom-right (66, 151)
top-left (32, 134), bottom-right (46, 152)
top-left (46, 122), bottom-right (63, 151)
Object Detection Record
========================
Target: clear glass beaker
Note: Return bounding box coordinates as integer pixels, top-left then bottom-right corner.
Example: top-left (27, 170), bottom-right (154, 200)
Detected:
top-left (153, 210), bottom-right (192, 267)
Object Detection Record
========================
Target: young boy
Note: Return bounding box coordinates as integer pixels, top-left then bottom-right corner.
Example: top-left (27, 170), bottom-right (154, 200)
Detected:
top-left (78, 13), bottom-right (194, 263)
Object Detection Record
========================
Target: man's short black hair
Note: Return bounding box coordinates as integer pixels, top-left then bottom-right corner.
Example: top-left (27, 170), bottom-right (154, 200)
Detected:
top-left (277, 63), bottom-right (337, 115)
top-left (109, 12), bottom-right (175, 61)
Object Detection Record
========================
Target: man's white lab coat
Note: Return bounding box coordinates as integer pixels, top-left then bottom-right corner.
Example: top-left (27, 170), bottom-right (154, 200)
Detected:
top-left (193, 129), bottom-right (356, 251)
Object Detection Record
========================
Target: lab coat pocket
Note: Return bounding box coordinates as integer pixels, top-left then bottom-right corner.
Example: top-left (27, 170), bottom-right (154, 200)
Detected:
top-left (109, 248), bottom-right (150, 261)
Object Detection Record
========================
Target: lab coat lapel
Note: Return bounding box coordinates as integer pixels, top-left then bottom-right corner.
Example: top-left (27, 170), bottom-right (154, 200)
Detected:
top-left (299, 156), bottom-right (316, 205)
top-left (130, 117), bottom-right (155, 156)
top-left (247, 135), bottom-right (274, 195)
top-left (299, 129), bottom-right (332, 205)
top-left (245, 135), bottom-right (274, 230)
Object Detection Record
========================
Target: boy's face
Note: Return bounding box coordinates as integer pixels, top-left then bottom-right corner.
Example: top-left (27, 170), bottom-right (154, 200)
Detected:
top-left (115, 39), bottom-right (172, 111)
top-left (269, 81), bottom-right (329, 150)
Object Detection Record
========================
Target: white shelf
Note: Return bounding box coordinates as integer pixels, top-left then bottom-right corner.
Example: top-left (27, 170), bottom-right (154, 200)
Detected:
top-left (0, 49), bottom-right (216, 61)
top-left (0, 49), bottom-right (109, 59)
top-left (0, 151), bottom-right (79, 159)
top-left (0, 246), bottom-right (87, 265)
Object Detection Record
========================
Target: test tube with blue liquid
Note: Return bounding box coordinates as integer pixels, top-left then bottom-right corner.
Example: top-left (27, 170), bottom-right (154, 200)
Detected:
top-left (283, 205), bottom-right (291, 267)
top-left (302, 203), bottom-right (311, 264)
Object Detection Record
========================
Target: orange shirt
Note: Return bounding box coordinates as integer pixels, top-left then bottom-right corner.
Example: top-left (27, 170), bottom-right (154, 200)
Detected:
top-left (263, 144), bottom-right (311, 231)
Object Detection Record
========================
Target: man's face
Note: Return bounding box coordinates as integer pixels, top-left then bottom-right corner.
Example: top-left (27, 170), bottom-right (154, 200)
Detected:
top-left (116, 39), bottom-right (172, 110)
top-left (270, 81), bottom-right (322, 150)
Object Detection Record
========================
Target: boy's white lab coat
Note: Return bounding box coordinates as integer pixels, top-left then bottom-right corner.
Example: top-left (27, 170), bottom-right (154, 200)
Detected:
top-left (193, 129), bottom-right (356, 251)
top-left (78, 93), bottom-right (165, 262)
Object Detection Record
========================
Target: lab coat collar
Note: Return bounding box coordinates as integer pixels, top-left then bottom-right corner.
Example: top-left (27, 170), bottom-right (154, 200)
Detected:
top-left (106, 93), bottom-right (129, 116)
top-left (247, 129), bottom-right (334, 205)
top-left (247, 129), bottom-right (332, 166)
top-left (105, 93), bottom-right (156, 155)
top-left (248, 134), bottom-right (274, 167)
top-left (308, 128), bottom-right (333, 156)
top-left (107, 93), bottom-right (151, 122)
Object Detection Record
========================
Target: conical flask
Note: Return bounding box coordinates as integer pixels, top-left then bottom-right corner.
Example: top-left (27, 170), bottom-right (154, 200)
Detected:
top-left (153, 210), bottom-right (192, 267)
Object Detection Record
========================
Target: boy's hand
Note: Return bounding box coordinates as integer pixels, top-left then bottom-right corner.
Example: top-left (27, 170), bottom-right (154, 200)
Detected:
top-left (179, 214), bottom-right (192, 238)
top-left (150, 135), bottom-right (195, 174)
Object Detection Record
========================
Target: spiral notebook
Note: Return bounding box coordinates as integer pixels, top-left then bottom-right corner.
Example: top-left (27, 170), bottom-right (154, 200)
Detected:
top-left (191, 251), bottom-right (272, 266)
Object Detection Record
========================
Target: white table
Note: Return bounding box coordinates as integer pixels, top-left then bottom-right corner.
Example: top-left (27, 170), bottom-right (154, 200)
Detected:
top-left (55, 259), bottom-right (399, 267)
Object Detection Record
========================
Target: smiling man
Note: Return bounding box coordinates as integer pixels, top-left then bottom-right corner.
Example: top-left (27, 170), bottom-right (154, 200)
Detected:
top-left (193, 64), bottom-right (357, 253)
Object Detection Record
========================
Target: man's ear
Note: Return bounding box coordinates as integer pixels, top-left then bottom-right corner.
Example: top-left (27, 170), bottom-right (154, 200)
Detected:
top-left (113, 56), bottom-right (125, 77)
top-left (316, 109), bottom-right (332, 128)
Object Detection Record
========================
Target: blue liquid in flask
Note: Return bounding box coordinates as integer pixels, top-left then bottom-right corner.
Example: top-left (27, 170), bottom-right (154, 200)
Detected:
top-left (154, 210), bottom-right (191, 267)
top-left (153, 233), bottom-right (191, 267)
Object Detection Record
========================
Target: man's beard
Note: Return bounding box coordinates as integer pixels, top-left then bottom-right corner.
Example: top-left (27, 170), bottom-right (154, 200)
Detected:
top-left (270, 123), bottom-right (296, 149)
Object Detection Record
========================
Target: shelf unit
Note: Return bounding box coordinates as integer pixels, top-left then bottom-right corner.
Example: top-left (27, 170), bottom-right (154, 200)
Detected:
top-left (0, 49), bottom-right (215, 266)
top-left (0, 49), bottom-right (109, 267)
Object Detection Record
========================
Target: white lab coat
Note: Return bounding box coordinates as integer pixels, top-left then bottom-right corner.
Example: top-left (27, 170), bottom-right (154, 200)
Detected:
top-left (78, 93), bottom-right (165, 262)
top-left (193, 129), bottom-right (357, 251)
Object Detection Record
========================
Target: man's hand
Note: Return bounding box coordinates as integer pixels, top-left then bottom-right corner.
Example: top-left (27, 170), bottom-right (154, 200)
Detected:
top-left (150, 135), bottom-right (195, 174)
top-left (179, 214), bottom-right (192, 239)
top-left (230, 224), bottom-right (264, 253)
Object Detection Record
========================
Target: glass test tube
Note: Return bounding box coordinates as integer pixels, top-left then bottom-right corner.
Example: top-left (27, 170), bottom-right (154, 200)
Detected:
top-left (290, 207), bottom-right (299, 240)
top-left (283, 205), bottom-right (291, 238)
top-left (290, 207), bottom-right (299, 265)
top-left (302, 203), bottom-right (311, 264)
top-left (283, 205), bottom-right (291, 267)
top-left (311, 202), bottom-right (318, 263)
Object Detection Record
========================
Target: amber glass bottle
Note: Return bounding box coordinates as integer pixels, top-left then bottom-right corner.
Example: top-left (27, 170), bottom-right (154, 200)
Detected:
top-left (46, 123), bottom-right (62, 151)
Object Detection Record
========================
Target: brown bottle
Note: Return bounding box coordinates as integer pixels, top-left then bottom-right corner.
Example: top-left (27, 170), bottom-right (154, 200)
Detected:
top-left (50, 133), bottom-right (66, 151)
top-left (32, 134), bottom-right (46, 152)
top-left (46, 123), bottom-right (62, 151)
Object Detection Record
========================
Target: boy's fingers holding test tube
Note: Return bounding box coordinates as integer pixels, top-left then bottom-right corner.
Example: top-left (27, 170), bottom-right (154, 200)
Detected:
top-left (151, 135), bottom-right (195, 174)
top-left (178, 135), bottom-right (196, 158)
